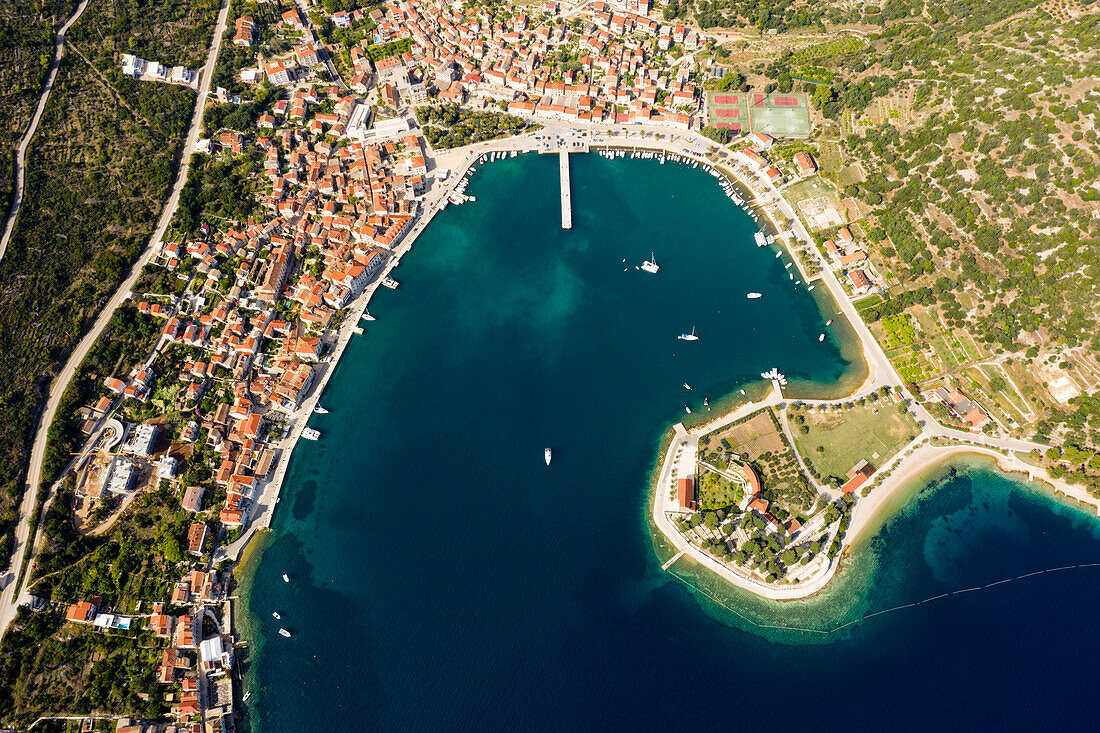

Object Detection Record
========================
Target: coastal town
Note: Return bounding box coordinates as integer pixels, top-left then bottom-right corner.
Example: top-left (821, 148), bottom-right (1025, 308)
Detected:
top-left (0, 0), bottom-right (1099, 728)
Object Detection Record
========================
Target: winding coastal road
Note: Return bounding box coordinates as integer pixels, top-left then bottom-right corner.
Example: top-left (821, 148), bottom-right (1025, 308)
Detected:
top-left (0, 0), bottom-right (233, 640)
top-left (0, 0), bottom-right (91, 260)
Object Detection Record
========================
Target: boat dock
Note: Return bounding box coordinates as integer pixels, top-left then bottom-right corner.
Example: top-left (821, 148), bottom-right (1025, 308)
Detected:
top-left (661, 550), bottom-right (685, 571)
top-left (559, 148), bottom-right (572, 230)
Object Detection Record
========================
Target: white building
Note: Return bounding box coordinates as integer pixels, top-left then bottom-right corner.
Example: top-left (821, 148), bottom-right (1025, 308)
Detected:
top-left (157, 455), bottom-right (178, 479)
top-left (122, 423), bottom-right (158, 456)
top-left (199, 636), bottom-right (233, 673)
top-left (170, 66), bottom-right (194, 85)
top-left (121, 54), bottom-right (145, 78)
top-left (104, 456), bottom-right (137, 495)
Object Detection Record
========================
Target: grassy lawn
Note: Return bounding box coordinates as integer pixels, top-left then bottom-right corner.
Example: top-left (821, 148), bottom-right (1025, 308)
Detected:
top-left (791, 402), bottom-right (920, 482)
top-left (855, 293), bottom-right (885, 312)
top-left (956, 330), bottom-right (983, 361)
top-left (783, 176), bottom-right (838, 209)
top-left (930, 333), bottom-right (962, 372)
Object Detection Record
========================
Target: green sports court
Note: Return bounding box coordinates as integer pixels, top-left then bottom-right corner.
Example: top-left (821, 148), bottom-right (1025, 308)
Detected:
top-left (705, 91), bottom-right (811, 137)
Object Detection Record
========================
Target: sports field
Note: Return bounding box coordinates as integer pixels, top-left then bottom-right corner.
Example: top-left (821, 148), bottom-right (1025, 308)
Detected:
top-left (705, 91), bottom-right (811, 136)
top-left (750, 92), bottom-right (811, 136)
top-left (705, 91), bottom-right (749, 132)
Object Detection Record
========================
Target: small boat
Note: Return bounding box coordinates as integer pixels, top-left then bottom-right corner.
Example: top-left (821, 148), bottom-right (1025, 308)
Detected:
top-left (678, 326), bottom-right (699, 341)
top-left (243, 691), bottom-right (252, 702)
top-left (301, 427), bottom-right (321, 441)
top-left (683, 383), bottom-right (691, 390)
top-left (282, 574), bottom-right (289, 583)
top-left (272, 611), bottom-right (281, 620)
top-left (704, 397), bottom-right (710, 408)
top-left (747, 292), bottom-right (762, 299)
top-left (684, 406), bottom-right (692, 414)
top-left (313, 405), bottom-right (329, 415)
top-left (544, 447), bottom-right (552, 465)
top-left (826, 319), bottom-right (833, 326)
top-left (279, 628), bottom-right (292, 638)
top-left (641, 252), bottom-right (660, 274)
top-left (819, 334), bottom-right (825, 342)
top-left (362, 310), bottom-right (376, 321)
top-left (808, 285), bottom-right (815, 291)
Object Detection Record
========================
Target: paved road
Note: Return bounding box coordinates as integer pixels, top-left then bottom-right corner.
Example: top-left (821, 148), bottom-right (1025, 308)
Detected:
top-left (0, 0), bottom-right (233, 641)
top-left (0, 0), bottom-right (91, 260)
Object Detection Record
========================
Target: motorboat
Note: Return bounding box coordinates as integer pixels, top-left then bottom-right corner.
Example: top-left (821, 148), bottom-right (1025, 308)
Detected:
top-left (279, 628), bottom-right (292, 638)
top-left (544, 447), bottom-right (552, 465)
top-left (272, 611), bottom-right (281, 620)
top-left (684, 406), bottom-right (692, 414)
top-left (362, 310), bottom-right (376, 321)
top-left (683, 383), bottom-right (691, 390)
top-left (747, 292), bottom-right (762, 299)
top-left (678, 326), bottom-right (699, 341)
top-left (819, 334), bottom-right (825, 342)
top-left (282, 574), bottom-right (289, 583)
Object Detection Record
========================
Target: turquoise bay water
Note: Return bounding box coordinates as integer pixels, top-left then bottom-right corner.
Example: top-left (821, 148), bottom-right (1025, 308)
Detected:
top-left (239, 155), bottom-right (1100, 730)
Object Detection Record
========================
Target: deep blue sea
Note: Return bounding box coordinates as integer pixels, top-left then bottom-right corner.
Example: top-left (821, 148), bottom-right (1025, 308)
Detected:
top-left (239, 154), bottom-right (1100, 731)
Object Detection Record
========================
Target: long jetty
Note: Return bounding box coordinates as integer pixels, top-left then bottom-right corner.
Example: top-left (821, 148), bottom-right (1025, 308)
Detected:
top-left (559, 148), bottom-right (572, 229)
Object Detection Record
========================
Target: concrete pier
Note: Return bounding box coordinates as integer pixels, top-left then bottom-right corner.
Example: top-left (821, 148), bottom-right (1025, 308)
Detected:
top-left (559, 148), bottom-right (572, 229)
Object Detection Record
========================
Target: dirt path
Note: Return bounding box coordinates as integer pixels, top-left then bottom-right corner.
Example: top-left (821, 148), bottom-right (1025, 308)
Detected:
top-left (0, 0), bottom-right (91, 259)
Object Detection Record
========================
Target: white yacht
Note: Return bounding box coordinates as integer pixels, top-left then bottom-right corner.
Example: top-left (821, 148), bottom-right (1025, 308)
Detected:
top-left (301, 427), bottom-right (321, 441)
top-left (747, 292), bottom-right (762, 299)
top-left (282, 574), bottom-right (289, 583)
top-left (544, 447), bottom-right (552, 465)
top-left (313, 405), bottom-right (329, 415)
top-left (279, 628), bottom-right (292, 638)
top-left (361, 310), bottom-right (376, 321)
top-left (272, 611), bottom-right (281, 620)
top-left (641, 252), bottom-right (660, 274)
top-left (678, 326), bottom-right (699, 341)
